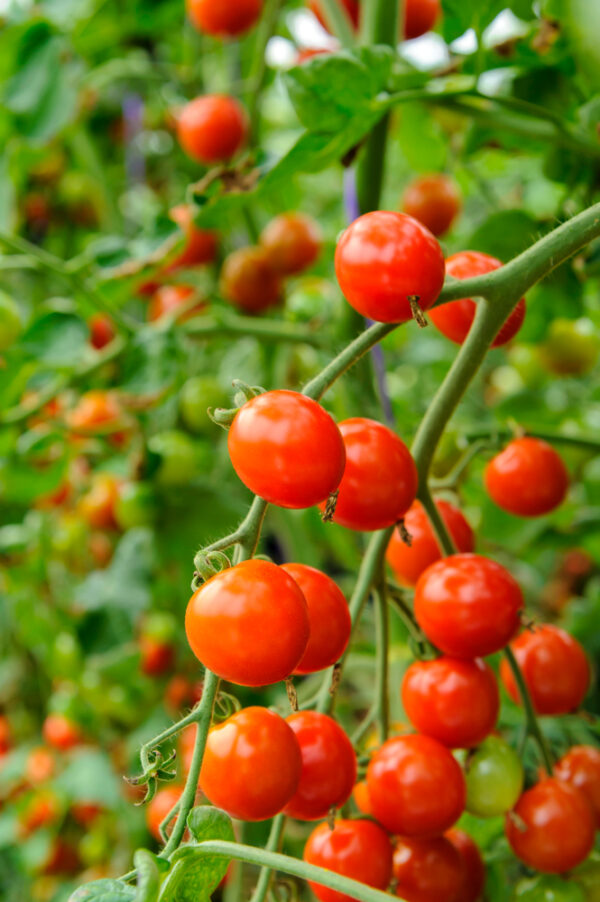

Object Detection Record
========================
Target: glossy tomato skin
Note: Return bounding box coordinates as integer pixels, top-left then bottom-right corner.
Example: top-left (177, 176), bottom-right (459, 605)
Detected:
top-left (303, 819), bottom-right (393, 902)
top-left (281, 564), bottom-right (351, 674)
top-left (500, 625), bottom-right (590, 715)
top-left (227, 391), bottom-right (346, 509)
top-left (259, 213), bottom-right (322, 275)
top-left (328, 418), bottom-right (418, 531)
top-left (366, 734), bottom-right (466, 837)
top-left (402, 656), bottom-right (499, 749)
top-left (42, 713), bottom-right (81, 751)
top-left (553, 745), bottom-right (600, 827)
top-left (177, 95), bottom-right (248, 164)
top-left (334, 211), bottom-right (445, 323)
top-left (220, 246), bottom-right (283, 314)
top-left (168, 204), bottom-right (217, 270)
top-left (402, 174), bottom-right (460, 236)
top-left (146, 785), bottom-right (183, 842)
top-left (429, 252), bottom-right (526, 347)
top-left (309, 0), bottom-right (360, 31)
top-left (200, 707), bottom-right (302, 821)
top-left (283, 711), bottom-right (357, 820)
top-left (446, 829), bottom-right (485, 902)
top-left (386, 499), bottom-right (474, 586)
top-left (89, 313), bottom-right (115, 349)
top-left (414, 553), bottom-right (523, 658)
top-left (392, 835), bottom-right (464, 902)
top-left (404, 0), bottom-right (441, 38)
top-left (187, 0), bottom-right (262, 36)
top-left (352, 780), bottom-right (373, 816)
top-left (186, 559), bottom-right (309, 686)
top-left (505, 778), bottom-right (595, 874)
top-left (465, 735), bottom-right (524, 818)
top-left (485, 438), bottom-right (569, 517)
top-left (148, 284), bottom-right (203, 322)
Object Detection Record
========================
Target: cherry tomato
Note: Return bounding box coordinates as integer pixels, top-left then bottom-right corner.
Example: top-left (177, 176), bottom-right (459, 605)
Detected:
top-left (283, 711), bottom-right (357, 820)
top-left (334, 211), bottom-right (445, 323)
top-left (187, 0), bottom-right (263, 36)
top-left (146, 785), bottom-right (183, 842)
top-left (366, 733), bottom-right (466, 837)
top-left (165, 675), bottom-right (203, 714)
top-left (26, 746), bottom-right (56, 784)
top-left (553, 745), bottom-right (600, 828)
top-left (88, 313), bottom-right (115, 350)
top-left (505, 778), bottom-right (595, 874)
top-left (200, 707), bottom-right (301, 821)
top-left (485, 437), bottom-right (569, 517)
top-left (78, 473), bottom-right (121, 530)
top-left (429, 252), bottom-right (526, 347)
top-left (281, 564), bottom-right (351, 674)
top-left (464, 735), bottom-right (524, 818)
top-left (0, 290), bottom-right (22, 351)
top-left (148, 284), bottom-right (204, 322)
top-left (114, 482), bottom-right (157, 530)
top-left (0, 715), bottom-right (10, 755)
top-left (259, 212), bottom-right (322, 275)
top-left (168, 204), bottom-right (217, 270)
top-left (446, 829), bottom-right (485, 902)
top-left (309, 0), bottom-right (360, 31)
top-left (386, 499), bottom-right (474, 586)
top-left (352, 780), bottom-right (373, 816)
top-left (500, 625), bottom-right (590, 715)
top-left (303, 819), bottom-right (393, 902)
top-left (404, 0), bottom-right (441, 39)
top-left (539, 317), bottom-right (600, 376)
top-left (414, 553), bottom-right (523, 658)
top-left (42, 713), bottom-right (82, 751)
top-left (180, 376), bottom-right (230, 434)
top-left (392, 835), bottom-right (464, 902)
top-left (67, 390), bottom-right (123, 433)
top-left (186, 559), bottom-right (310, 686)
top-left (513, 875), bottom-right (586, 902)
top-left (20, 791), bottom-right (61, 836)
top-left (71, 801), bottom-right (103, 827)
top-left (227, 390), bottom-right (346, 509)
top-left (140, 636), bottom-right (175, 676)
top-left (42, 837), bottom-right (81, 875)
top-left (177, 94), bottom-right (248, 164)
top-left (402, 174), bottom-right (461, 237)
top-left (148, 430), bottom-right (199, 486)
top-left (402, 656), bottom-right (499, 749)
top-left (325, 418), bottom-right (418, 531)
top-left (220, 246), bottom-right (283, 314)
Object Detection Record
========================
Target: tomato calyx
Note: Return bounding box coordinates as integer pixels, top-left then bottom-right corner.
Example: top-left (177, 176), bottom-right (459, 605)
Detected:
top-left (207, 380), bottom-right (265, 430)
top-left (189, 157), bottom-right (261, 204)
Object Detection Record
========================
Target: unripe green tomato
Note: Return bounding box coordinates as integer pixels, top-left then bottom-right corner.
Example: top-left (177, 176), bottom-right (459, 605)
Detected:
top-left (539, 318), bottom-right (600, 377)
top-left (148, 430), bottom-right (198, 486)
top-left (49, 633), bottom-right (82, 680)
top-left (78, 827), bottom-right (110, 866)
top-left (179, 376), bottom-right (230, 434)
top-left (114, 482), bottom-right (157, 530)
top-left (571, 862), bottom-right (600, 902)
top-left (465, 735), bottom-right (524, 818)
top-left (507, 344), bottom-right (545, 388)
top-left (0, 290), bottom-right (22, 352)
top-left (513, 876), bottom-right (585, 902)
top-left (51, 513), bottom-right (88, 560)
top-left (286, 277), bottom-right (337, 322)
top-left (142, 611), bottom-right (177, 642)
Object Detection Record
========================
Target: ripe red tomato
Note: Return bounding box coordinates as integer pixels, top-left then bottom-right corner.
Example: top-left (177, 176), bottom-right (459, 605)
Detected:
top-left (366, 734), bottom-right (466, 837)
top-left (446, 829), bottom-right (485, 902)
top-left (386, 499), bottom-right (474, 586)
top-left (220, 246), bottom-right (283, 314)
top-left (485, 438), bottom-right (569, 517)
top-left (167, 204), bottom-right (217, 270)
top-left (186, 0), bottom-right (263, 36)
top-left (71, 801), bottom-right (102, 827)
top-left (0, 715), bottom-right (10, 755)
top-left (392, 835), bottom-right (464, 902)
top-left (352, 780), bottom-right (373, 816)
top-left (283, 711), bottom-right (357, 820)
top-left (553, 745), bottom-right (600, 828)
top-left (401, 656), bottom-right (499, 749)
top-left (177, 95), bottom-right (248, 164)
top-left (500, 625), bottom-right (590, 715)
top-left (148, 284), bottom-right (204, 322)
top-left (89, 313), bottom-right (115, 350)
top-left (42, 713), bottom-right (82, 751)
top-left (309, 0), bottom-right (360, 31)
top-left (281, 564), bottom-right (351, 674)
top-left (227, 390), bottom-right (346, 509)
top-left (414, 553), bottom-right (523, 658)
top-left (185, 559), bottom-right (310, 686)
top-left (505, 778), bottom-right (595, 874)
top-left (259, 213), bottom-right (322, 275)
top-left (404, 0), bottom-right (441, 39)
top-left (303, 819), bottom-right (393, 902)
top-left (20, 791), bottom-right (61, 836)
top-left (200, 707), bottom-right (302, 821)
top-left (325, 418), bottom-right (418, 531)
top-left (140, 636), bottom-right (175, 676)
top-left (146, 785), bottom-right (183, 842)
top-left (429, 252), bottom-right (526, 347)
top-left (78, 473), bottom-right (121, 530)
top-left (67, 390), bottom-right (122, 433)
top-left (165, 675), bottom-right (203, 713)
top-left (334, 211), bottom-right (445, 323)
top-left (402, 174), bottom-right (460, 237)
top-left (26, 746), bottom-right (56, 784)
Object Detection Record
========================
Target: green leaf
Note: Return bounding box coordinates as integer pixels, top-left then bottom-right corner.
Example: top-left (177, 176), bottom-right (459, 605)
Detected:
top-left (441, 0), bottom-right (505, 42)
top-left (68, 879), bottom-right (136, 902)
top-left (55, 748), bottom-right (121, 807)
top-left (74, 528), bottom-right (154, 616)
top-left (468, 210), bottom-right (539, 262)
top-left (120, 330), bottom-right (181, 396)
top-left (133, 849), bottom-right (163, 902)
top-left (21, 312), bottom-right (89, 369)
top-left (158, 807), bottom-right (234, 902)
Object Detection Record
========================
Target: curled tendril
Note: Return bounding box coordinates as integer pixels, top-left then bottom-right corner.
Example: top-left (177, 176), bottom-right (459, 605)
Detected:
top-left (213, 690), bottom-right (243, 722)
top-left (192, 550), bottom-right (232, 588)
top-left (232, 379), bottom-right (266, 407)
top-left (207, 406), bottom-right (238, 429)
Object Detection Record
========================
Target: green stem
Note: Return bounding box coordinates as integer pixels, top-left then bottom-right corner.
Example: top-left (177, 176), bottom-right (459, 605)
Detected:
top-left (463, 428), bottom-right (600, 454)
top-left (373, 582), bottom-right (390, 743)
top-left (431, 438), bottom-right (491, 490)
top-left (317, 0), bottom-right (356, 47)
top-left (184, 313), bottom-right (324, 347)
top-left (237, 496), bottom-right (269, 559)
top-left (417, 483), bottom-right (457, 557)
top-left (504, 647), bottom-right (554, 775)
top-left (160, 670), bottom-right (219, 857)
top-left (249, 814), bottom-right (287, 902)
top-left (303, 322), bottom-right (396, 399)
top-left (190, 841), bottom-right (395, 902)
top-left (387, 591), bottom-right (427, 651)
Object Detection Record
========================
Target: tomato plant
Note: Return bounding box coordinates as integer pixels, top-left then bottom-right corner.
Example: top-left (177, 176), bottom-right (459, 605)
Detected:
top-left (303, 819), bottom-right (393, 902)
